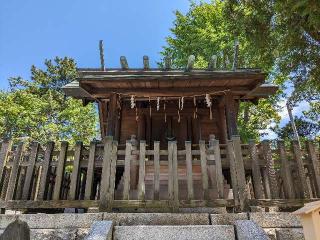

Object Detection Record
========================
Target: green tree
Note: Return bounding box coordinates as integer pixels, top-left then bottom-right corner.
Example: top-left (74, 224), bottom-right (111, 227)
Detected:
top-left (0, 57), bottom-right (98, 144)
top-left (273, 116), bottom-right (320, 141)
top-left (161, 1), bottom-right (281, 141)
top-left (224, 0), bottom-right (320, 118)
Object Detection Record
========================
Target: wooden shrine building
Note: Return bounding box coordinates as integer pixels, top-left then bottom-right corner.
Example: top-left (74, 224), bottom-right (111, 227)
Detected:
top-left (62, 56), bottom-right (278, 147)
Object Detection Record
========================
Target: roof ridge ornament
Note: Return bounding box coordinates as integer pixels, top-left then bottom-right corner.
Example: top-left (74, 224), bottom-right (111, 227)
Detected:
top-left (186, 55), bottom-right (195, 72)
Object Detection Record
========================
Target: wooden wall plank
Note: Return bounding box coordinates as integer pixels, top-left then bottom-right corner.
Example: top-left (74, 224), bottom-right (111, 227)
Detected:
top-left (52, 142), bottom-right (68, 200)
top-left (6, 143), bottom-right (24, 200)
top-left (261, 140), bottom-right (279, 199)
top-left (123, 140), bottom-right (132, 200)
top-left (138, 141), bottom-right (146, 201)
top-left (292, 140), bottom-right (310, 198)
top-left (99, 136), bottom-right (113, 211)
top-left (199, 140), bottom-right (209, 200)
top-left (185, 141), bottom-right (194, 200)
top-left (278, 140), bottom-right (295, 199)
top-left (22, 142), bottom-right (40, 200)
top-left (153, 141), bottom-right (160, 200)
top-left (249, 140), bottom-right (264, 199)
top-left (306, 141), bottom-right (320, 198)
top-left (84, 141), bottom-right (96, 200)
top-left (68, 142), bottom-right (83, 200)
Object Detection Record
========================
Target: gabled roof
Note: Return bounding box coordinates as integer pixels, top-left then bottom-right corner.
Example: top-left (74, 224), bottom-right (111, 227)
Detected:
top-left (62, 68), bottom-right (278, 100)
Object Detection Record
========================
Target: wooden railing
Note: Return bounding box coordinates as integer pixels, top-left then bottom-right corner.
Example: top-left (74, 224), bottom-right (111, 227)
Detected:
top-left (0, 135), bottom-right (319, 212)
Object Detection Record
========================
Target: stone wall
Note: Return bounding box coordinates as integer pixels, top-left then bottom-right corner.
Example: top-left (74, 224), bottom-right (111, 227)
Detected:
top-left (0, 212), bottom-right (304, 240)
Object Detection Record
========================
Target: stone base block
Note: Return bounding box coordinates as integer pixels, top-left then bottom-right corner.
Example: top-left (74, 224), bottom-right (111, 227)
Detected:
top-left (114, 225), bottom-right (235, 240)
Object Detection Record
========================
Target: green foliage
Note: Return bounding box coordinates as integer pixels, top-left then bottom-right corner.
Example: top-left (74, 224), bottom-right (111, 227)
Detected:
top-left (161, 1), bottom-right (281, 140)
top-left (0, 57), bottom-right (98, 144)
top-left (273, 116), bottom-right (320, 141)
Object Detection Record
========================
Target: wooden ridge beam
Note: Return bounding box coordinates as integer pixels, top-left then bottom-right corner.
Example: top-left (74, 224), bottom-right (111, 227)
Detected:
top-left (120, 56), bottom-right (129, 70)
top-left (186, 55), bottom-right (195, 72)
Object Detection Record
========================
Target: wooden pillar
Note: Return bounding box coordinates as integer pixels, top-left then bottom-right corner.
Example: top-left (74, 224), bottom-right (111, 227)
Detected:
top-left (217, 101), bottom-right (228, 143)
top-left (106, 93), bottom-right (118, 137)
top-left (98, 101), bottom-right (107, 137)
top-left (137, 114), bottom-right (146, 141)
top-left (225, 93), bottom-right (238, 139)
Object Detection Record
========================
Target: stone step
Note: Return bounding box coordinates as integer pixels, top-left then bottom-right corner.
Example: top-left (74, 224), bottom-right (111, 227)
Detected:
top-left (113, 225), bottom-right (235, 240)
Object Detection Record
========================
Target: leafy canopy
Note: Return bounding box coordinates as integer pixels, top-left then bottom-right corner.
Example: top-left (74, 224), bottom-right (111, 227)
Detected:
top-left (0, 57), bottom-right (98, 144)
top-left (162, 1), bottom-right (281, 141)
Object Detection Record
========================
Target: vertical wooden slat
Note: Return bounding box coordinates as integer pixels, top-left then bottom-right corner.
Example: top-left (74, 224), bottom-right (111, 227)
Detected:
top-left (199, 140), bottom-right (209, 199)
top-left (249, 140), bottom-right (264, 199)
top-left (6, 143), bottom-right (24, 200)
top-left (278, 140), bottom-right (295, 199)
top-left (292, 140), bottom-right (310, 198)
top-left (153, 141), bottom-right (160, 200)
top-left (306, 141), bottom-right (320, 198)
top-left (168, 141), bottom-right (174, 202)
top-left (232, 136), bottom-right (248, 210)
top-left (227, 140), bottom-right (239, 206)
top-left (68, 141), bottom-right (83, 200)
top-left (172, 141), bottom-right (179, 207)
top-left (123, 140), bottom-right (132, 200)
top-left (212, 139), bottom-right (224, 199)
top-left (107, 140), bottom-right (118, 209)
top-left (52, 141), bottom-right (68, 200)
top-left (0, 139), bottom-right (12, 193)
top-left (185, 141), bottom-right (194, 200)
top-left (22, 142), bottom-right (39, 200)
top-left (84, 141), bottom-right (96, 200)
top-left (138, 141), bottom-right (146, 201)
top-left (99, 136), bottom-right (113, 211)
top-left (37, 141), bottom-right (54, 200)
top-left (261, 167), bottom-right (271, 199)
top-left (261, 140), bottom-right (279, 199)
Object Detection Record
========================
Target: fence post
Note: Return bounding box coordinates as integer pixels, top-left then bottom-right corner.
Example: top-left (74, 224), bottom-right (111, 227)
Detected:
top-left (6, 143), bottom-right (24, 201)
top-left (107, 140), bottom-right (118, 210)
top-left (52, 141), bottom-right (68, 200)
top-left (248, 139), bottom-right (264, 199)
top-left (138, 141), bottom-right (146, 201)
top-left (0, 139), bottom-right (12, 204)
top-left (84, 141), bottom-right (96, 200)
top-left (261, 140), bottom-right (279, 199)
top-left (306, 141), bottom-right (320, 198)
top-left (232, 136), bottom-right (248, 211)
top-left (68, 141), bottom-right (83, 200)
top-left (292, 140), bottom-right (310, 198)
top-left (153, 141), bottom-right (160, 200)
top-left (123, 140), bottom-right (132, 200)
top-left (278, 140), bottom-right (295, 199)
top-left (185, 141), bottom-right (194, 201)
top-left (37, 141), bottom-right (55, 200)
top-left (22, 142), bottom-right (40, 200)
top-left (168, 141), bottom-right (179, 210)
top-left (212, 137), bottom-right (224, 199)
top-left (99, 136), bottom-right (113, 211)
top-left (199, 140), bottom-right (209, 200)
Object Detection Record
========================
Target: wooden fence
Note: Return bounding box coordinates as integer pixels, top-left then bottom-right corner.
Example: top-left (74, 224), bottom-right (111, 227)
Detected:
top-left (0, 135), bottom-right (319, 212)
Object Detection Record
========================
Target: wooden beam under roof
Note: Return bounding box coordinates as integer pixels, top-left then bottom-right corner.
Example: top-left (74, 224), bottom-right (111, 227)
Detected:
top-left (120, 56), bottom-right (129, 70)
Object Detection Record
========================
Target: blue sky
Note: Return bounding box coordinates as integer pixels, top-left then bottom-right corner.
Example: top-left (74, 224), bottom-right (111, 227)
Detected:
top-left (0, 0), bottom-right (194, 90)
